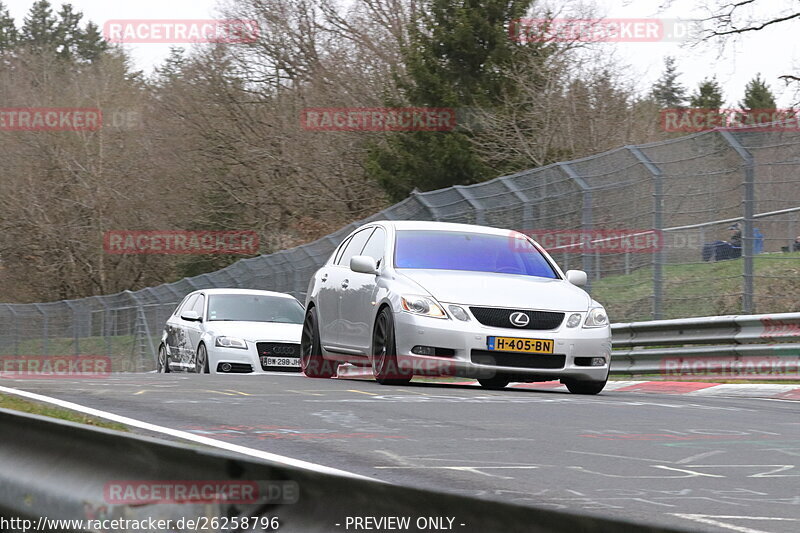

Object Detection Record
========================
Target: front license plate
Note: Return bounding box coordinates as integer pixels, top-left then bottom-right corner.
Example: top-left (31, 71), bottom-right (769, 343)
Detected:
top-left (263, 356), bottom-right (300, 367)
top-left (487, 336), bottom-right (554, 354)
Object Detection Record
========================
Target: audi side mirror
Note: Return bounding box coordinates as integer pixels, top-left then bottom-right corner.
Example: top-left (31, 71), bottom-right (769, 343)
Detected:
top-left (350, 255), bottom-right (378, 274)
top-left (181, 310), bottom-right (202, 322)
top-left (565, 270), bottom-right (587, 287)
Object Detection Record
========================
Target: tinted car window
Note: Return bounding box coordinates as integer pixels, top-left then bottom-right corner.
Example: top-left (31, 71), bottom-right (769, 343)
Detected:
top-left (207, 294), bottom-right (304, 323)
top-left (360, 227), bottom-right (386, 265)
top-left (394, 230), bottom-right (558, 279)
top-left (336, 228), bottom-right (374, 266)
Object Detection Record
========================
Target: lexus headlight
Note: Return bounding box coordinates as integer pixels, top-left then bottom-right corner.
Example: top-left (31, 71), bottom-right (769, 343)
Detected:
top-left (400, 295), bottom-right (446, 318)
top-left (215, 336), bottom-right (248, 349)
top-left (583, 307), bottom-right (609, 328)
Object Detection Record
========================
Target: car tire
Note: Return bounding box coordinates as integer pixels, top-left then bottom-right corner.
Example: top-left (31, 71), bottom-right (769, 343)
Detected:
top-left (478, 374), bottom-right (511, 389)
top-left (300, 306), bottom-right (336, 378)
top-left (157, 345), bottom-right (170, 373)
top-left (371, 307), bottom-right (412, 385)
top-left (563, 376), bottom-right (608, 395)
top-left (195, 344), bottom-right (210, 374)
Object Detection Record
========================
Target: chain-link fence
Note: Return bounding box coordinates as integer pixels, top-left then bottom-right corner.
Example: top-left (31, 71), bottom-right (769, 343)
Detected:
top-left (1, 123), bottom-right (799, 371)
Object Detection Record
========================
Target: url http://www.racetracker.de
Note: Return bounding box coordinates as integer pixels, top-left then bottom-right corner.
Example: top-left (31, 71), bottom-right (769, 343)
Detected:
top-left (0, 515), bottom-right (282, 531)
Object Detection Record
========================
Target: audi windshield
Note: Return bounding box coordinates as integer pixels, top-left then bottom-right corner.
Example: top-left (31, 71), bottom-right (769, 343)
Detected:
top-left (394, 230), bottom-right (558, 278)
top-left (206, 294), bottom-right (304, 323)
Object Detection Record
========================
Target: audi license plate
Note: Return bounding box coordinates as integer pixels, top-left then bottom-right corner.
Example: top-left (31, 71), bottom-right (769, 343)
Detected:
top-left (262, 356), bottom-right (300, 367)
top-left (487, 336), bottom-right (554, 354)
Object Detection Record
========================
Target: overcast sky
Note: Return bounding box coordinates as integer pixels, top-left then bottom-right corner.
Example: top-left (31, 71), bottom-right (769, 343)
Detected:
top-left (4, 0), bottom-right (799, 106)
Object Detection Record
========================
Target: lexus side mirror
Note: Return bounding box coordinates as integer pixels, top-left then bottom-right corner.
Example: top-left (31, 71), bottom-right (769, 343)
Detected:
top-left (565, 270), bottom-right (587, 287)
top-left (350, 255), bottom-right (378, 274)
top-left (181, 310), bottom-right (202, 322)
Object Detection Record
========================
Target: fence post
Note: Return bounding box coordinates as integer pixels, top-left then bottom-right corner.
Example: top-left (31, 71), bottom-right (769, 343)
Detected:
top-left (627, 146), bottom-right (664, 320)
top-left (719, 130), bottom-right (755, 313)
top-left (65, 301), bottom-right (79, 355)
top-left (93, 296), bottom-right (113, 359)
top-left (453, 185), bottom-right (486, 225)
top-left (499, 175), bottom-right (533, 228)
top-left (411, 189), bottom-right (441, 220)
top-left (126, 291), bottom-right (157, 371)
top-left (3, 305), bottom-right (19, 356)
top-left (34, 304), bottom-right (48, 356)
top-left (558, 163), bottom-right (593, 291)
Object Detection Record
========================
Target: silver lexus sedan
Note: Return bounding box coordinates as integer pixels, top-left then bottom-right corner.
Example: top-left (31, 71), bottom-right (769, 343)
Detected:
top-left (300, 221), bottom-right (611, 393)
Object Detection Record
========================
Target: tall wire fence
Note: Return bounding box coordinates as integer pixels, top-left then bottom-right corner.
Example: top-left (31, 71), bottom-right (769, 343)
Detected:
top-left (1, 124), bottom-right (799, 371)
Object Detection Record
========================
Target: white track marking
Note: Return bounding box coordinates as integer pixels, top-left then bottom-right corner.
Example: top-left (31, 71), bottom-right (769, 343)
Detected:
top-left (675, 450), bottom-right (726, 464)
top-left (672, 513), bottom-right (800, 533)
top-left (0, 384), bottom-right (373, 481)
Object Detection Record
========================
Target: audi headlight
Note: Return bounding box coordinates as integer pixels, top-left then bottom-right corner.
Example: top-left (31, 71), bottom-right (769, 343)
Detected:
top-left (583, 307), bottom-right (609, 328)
top-left (400, 295), bottom-right (446, 318)
top-left (215, 336), bottom-right (248, 349)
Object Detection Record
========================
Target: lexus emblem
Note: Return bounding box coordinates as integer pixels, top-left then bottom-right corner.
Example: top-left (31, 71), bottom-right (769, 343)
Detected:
top-left (509, 312), bottom-right (530, 327)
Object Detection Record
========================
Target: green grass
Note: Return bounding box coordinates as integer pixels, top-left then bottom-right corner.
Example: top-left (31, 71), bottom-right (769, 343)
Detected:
top-left (0, 393), bottom-right (128, 431)
top-left (592, 251), bottom-right (800, 322)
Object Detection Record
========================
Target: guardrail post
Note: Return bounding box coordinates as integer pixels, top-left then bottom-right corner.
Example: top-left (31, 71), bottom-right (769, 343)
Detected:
top-left (719, 130), bottom-right (755, 314)
top-left (559, 163), bottom-right (593, 291)
top-left (627, 146), bottom-right (664, 320)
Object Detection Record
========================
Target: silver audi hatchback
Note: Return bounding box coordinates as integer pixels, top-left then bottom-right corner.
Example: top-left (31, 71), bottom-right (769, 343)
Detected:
top-left (300, 221), bottom-right (611, 393)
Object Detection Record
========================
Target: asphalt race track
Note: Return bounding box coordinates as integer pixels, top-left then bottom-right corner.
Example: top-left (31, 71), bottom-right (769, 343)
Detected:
top-left (3, 373), bottom-right (799, 533)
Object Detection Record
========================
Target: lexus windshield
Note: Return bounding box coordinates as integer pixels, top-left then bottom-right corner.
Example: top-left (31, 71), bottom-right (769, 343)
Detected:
top-left (394, 230), bottom-right (558, 279)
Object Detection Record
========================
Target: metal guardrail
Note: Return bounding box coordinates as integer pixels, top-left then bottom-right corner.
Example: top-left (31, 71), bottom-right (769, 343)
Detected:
top-left (0, 408), bottom-right (686, 533)
top-left (610, 312), bottom-right (800, 376)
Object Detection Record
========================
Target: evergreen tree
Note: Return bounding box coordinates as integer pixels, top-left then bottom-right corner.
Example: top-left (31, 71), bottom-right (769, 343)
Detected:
top-left (738, 74), bottom-right (780, 126)
top-left (20, 0), bottom-right (58, 54)
top-left (0, 1), bottom-right (17, 52)
top-left (740, 74), bottom-right (777, 110)
top-left (77, 21), bottom-right (108, 62)
top-left (55, 3), bottom-right (82, 59)
top-left (154, 47), bottom-right (187, 85)
top-left (690, 77), bottom-right (724, 110)
top-left (366, 0), bottom-right (535, 201)
top-left (651, 56), bottom-right (686, 109)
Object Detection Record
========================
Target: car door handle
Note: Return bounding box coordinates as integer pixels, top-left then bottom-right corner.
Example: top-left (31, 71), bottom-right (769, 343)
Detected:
top-left (341, 279), bottom-right (349, 289)
top-left (321, 273), bottom-right (328, 282)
